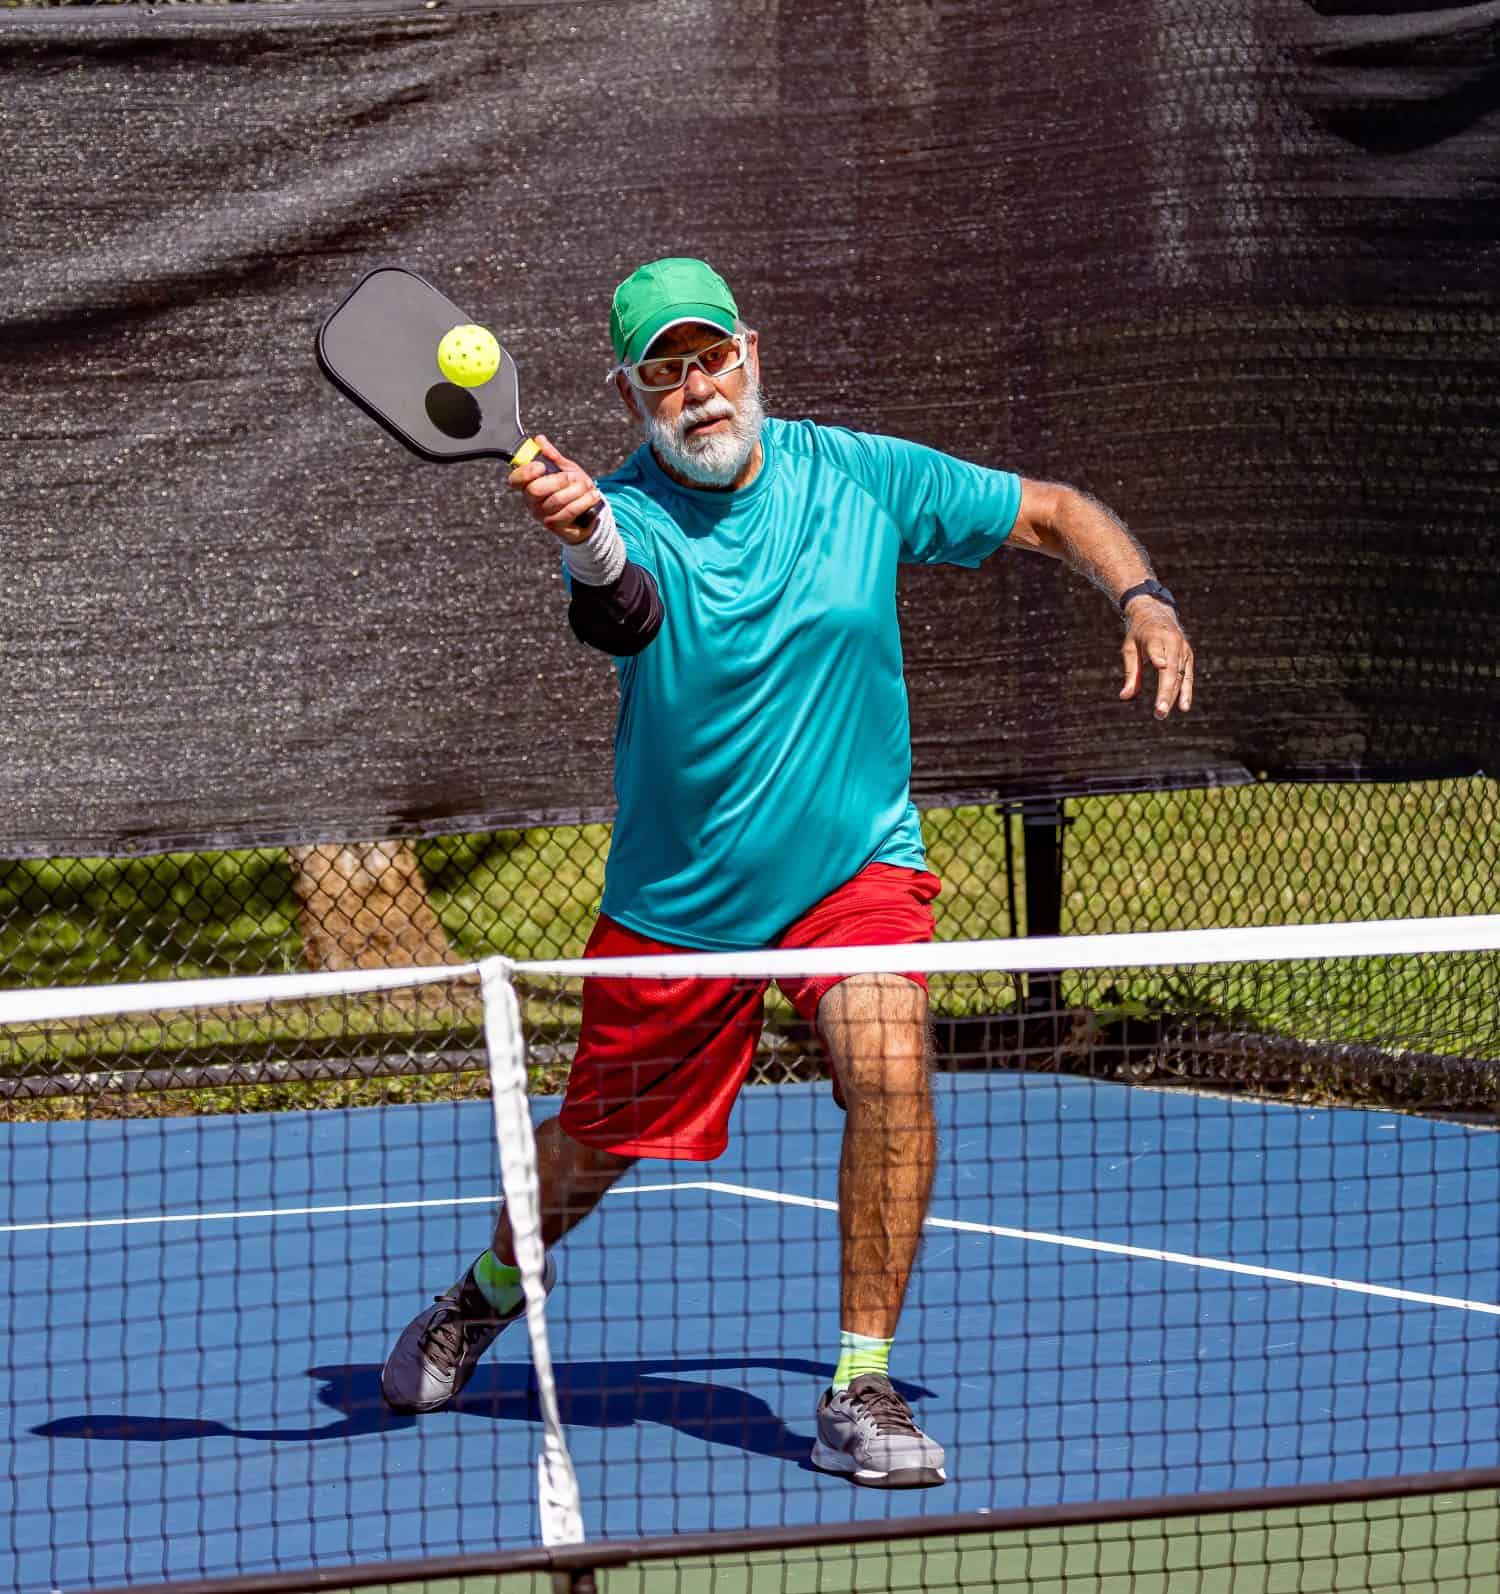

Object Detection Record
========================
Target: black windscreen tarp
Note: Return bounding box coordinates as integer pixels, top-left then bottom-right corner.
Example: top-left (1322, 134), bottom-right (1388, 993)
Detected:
top-left (3, 0), bottom-right (1497, 855)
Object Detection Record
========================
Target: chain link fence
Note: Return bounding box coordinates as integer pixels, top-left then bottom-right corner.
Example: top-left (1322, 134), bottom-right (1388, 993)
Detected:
top-left (3, 778), bottom-right (1496, 1116)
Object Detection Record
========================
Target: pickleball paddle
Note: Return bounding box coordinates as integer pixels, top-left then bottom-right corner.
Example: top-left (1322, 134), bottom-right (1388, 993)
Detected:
top-left (317, 266), bottom-right (596, 527)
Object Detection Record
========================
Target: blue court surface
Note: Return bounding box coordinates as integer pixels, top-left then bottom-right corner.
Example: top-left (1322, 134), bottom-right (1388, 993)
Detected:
top-left (4, 1074), bottom-right (1498, 1592)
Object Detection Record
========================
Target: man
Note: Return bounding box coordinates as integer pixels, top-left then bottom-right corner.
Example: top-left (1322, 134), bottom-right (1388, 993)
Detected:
top-left (382, 258), bottom-right (1194, 1489)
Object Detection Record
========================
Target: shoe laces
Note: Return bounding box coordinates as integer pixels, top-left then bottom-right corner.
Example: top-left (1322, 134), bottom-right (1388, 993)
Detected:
top-left (848, 1378), bottom-right (920, 1435)
top-left (420, 1284), bottom-right (487, 1368)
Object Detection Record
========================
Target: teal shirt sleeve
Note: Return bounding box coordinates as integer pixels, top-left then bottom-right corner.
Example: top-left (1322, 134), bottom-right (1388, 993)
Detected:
top-left (811, 424), bottom-right (1022, 567)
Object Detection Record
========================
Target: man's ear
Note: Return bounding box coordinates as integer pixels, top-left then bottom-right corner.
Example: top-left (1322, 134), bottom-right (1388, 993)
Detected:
top-left (615, 370), bottom-right (642, 419)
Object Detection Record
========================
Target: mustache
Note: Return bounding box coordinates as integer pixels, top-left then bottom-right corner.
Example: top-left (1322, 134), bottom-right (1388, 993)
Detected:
top-left (638, 368), bottom-right (764, 487)
top-left (675, 395), bottom-right (737, 436)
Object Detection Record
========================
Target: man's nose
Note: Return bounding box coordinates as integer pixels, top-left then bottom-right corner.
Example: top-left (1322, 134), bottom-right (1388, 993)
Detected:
top-left (683, 365), bottom-right (717, 403)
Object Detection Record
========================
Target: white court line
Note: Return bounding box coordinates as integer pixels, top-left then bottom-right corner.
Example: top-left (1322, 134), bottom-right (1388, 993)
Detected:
top-left (0, 1193), bottom-right (499, 1235)
top-left (8, 1178), bottom-right (1497, 1320)
top-left (615, 1180), bottom-right (1500, 1318)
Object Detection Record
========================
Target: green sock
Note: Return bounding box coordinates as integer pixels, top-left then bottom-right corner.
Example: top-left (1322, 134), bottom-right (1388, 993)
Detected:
top-left (833, 1328), bottom-right (893, 1391)
top-left (472, 1249), bottom-right (524, 1314)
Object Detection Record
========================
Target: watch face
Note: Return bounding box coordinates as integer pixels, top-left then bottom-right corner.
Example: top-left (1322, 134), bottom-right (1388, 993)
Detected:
top-left (1121, 581), bottom-right (1175, 613)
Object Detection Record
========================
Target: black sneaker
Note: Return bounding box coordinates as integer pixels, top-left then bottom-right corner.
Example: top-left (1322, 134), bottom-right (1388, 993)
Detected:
top-left (380, 1254), bottom-right (557, 1414)
top-left (810, 1372), bottom-right (947, 1488)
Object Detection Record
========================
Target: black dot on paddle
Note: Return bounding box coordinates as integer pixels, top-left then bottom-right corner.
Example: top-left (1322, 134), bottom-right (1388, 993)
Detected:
top-left (426, 381), bottom-right (482, 439)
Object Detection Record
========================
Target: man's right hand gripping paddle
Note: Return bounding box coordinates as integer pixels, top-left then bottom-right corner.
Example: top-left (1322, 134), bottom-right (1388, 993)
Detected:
top-left (509, 436), bottom-right (604, 545)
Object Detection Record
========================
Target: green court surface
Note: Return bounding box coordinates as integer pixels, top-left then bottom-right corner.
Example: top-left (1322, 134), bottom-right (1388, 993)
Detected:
top-left (343, 1487), bottom-right (1500, 1594)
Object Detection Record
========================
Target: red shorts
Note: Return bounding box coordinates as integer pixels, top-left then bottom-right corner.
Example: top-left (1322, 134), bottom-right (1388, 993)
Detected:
top-left (558, 863), bottom-right (941, 1161)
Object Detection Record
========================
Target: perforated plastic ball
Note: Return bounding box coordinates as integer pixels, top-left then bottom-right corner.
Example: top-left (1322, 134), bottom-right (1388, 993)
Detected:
top-left (437, 324), bottom-right (501, 387)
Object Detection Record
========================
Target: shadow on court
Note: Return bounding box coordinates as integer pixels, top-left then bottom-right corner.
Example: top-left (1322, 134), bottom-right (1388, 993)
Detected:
top-left (32, 1356), bottom-right (935, 1468)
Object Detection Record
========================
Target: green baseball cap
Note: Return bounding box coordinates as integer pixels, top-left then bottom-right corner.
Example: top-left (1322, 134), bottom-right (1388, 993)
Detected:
top-left (610, 257), bottom-right (739, 366)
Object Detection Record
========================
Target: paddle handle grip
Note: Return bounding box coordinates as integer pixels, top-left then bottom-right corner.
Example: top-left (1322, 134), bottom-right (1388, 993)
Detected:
top-left (513, 437), bottom-right (598, 532)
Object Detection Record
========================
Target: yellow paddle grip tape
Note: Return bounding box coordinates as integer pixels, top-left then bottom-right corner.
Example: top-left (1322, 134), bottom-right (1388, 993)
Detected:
top-left (512, 437), bottom-right (541, 468)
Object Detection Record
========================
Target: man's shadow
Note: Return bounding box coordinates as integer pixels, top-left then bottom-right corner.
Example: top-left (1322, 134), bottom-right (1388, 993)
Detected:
top-left (33, 1356), bottom-right (936, 1473)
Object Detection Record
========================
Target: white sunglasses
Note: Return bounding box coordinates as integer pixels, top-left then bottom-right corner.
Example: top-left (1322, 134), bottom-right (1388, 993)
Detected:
top-left (610, 332), bottom-right (752, 393)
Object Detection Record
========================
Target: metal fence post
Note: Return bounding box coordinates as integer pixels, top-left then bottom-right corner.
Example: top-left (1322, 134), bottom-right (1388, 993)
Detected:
top-left (1021, 798), bottom-right (1068, 1031)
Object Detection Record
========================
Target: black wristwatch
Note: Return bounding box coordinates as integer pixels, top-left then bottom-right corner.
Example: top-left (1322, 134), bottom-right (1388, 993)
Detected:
top-left (1118, 579), bottom-right (1177, 617)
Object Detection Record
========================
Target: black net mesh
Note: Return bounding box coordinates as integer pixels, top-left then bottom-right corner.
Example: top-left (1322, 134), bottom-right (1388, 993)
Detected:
top-left (4, 957), bottom-right (1498, 1591)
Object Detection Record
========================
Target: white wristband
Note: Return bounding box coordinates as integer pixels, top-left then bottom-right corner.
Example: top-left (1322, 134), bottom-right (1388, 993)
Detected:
top-left (560, 497), bottom-right (627, 587)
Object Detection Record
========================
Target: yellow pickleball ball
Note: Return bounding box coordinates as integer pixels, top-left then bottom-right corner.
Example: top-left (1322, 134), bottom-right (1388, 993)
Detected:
top-left (436, 323), bottom-right (501, 387)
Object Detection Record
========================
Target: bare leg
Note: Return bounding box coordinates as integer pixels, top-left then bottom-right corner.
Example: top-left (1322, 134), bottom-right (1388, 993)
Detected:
top-left (490, 1115), bottom-right (636, 1265)
top-left (820, 974), bottom-right (936, 1339)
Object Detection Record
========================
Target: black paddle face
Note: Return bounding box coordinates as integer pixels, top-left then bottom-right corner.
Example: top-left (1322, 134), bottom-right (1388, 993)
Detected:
top-left (318, 268), bottom-right (529, 463)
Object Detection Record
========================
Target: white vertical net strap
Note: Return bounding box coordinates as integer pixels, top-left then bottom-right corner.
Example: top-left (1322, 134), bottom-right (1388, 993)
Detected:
top-left (479, 956), bottom-right (585, 1548)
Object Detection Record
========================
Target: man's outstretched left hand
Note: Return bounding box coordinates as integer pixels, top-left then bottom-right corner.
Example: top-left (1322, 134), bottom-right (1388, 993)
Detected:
top-left (1120, 599), bottom-right (1194, 719)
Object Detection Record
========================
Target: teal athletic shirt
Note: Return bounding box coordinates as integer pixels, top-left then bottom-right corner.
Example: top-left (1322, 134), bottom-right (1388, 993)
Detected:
top-left (586, 416), bottom-right (1022, 952)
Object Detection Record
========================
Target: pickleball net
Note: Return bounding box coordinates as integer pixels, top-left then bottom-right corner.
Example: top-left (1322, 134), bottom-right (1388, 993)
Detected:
top-left (3, 917), bottom-right (1499, 1593)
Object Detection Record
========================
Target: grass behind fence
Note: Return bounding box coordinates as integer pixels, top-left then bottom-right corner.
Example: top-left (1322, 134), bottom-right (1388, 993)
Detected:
top-left (5, 780), bottom-right (1495, 986)
top-left (0, 780), bottom-right (1495, 1111)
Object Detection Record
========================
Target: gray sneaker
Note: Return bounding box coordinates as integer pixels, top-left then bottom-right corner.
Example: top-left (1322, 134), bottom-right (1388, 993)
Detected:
top-left (810, 1373), bottom-right (947, 1488)
top-left (380, 1254), bottom-right (557, 1414)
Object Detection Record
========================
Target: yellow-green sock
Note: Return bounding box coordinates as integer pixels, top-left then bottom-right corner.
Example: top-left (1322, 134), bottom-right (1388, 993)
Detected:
top-left (833, 1328), bottom-right (893, 1391)
top-left (473, 1249), bottom-right (523, 1314)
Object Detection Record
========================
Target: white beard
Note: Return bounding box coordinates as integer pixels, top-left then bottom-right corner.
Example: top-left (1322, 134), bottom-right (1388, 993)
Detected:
top-left (642, 370), bottom-right (766, 488)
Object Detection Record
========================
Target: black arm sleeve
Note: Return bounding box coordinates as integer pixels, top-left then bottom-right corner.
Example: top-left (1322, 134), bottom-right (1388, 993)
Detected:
top-left (567, 561), bottom-right (664, 656)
